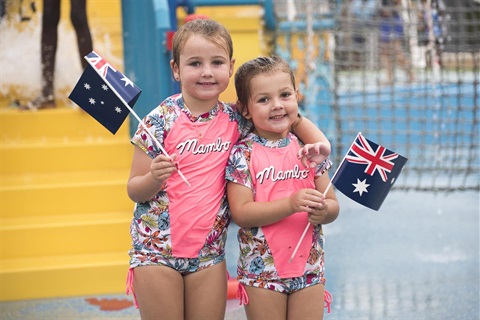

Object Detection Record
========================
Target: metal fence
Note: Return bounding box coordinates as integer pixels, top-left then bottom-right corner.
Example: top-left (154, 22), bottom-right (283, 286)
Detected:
top-left (271, 0), bottom-right (479, 191)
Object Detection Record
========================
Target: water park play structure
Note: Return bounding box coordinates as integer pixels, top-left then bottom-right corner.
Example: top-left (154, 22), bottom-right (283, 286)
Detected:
top-left (119, 0), bottom-right (335, 135)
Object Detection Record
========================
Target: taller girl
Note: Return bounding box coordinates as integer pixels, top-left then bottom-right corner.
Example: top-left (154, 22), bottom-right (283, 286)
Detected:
top-left (126, 18), bottom-right (331, 319)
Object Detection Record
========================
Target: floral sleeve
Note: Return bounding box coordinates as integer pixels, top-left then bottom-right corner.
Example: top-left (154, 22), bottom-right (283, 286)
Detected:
top-left (315, 158), bottom-right (333, 178)
top-left (230, 103), bottom-right (253, 139)
top-left (225, 140), bottom-right (254, 190)
top-left (130, 99), bottom-right (178, 159)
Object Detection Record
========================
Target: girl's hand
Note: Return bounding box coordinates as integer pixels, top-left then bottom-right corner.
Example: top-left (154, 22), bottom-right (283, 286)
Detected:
top-left (298, 142), bottom-right (331, 168)
top-left (308, 201), bottom-right (329, 225)
top-left (289, 189), bottom-right (324, 213)
top-left (150, 153), bottom-right (178, 182)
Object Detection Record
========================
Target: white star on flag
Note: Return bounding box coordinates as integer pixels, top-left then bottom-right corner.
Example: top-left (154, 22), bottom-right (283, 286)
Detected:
top-left (121, 76), bottom-right (134, 87)
top-left (352, 178), bottom-right (370, 196)
top-left (84, 83), bottom-right (91, 90)
top-left (115, 106), bottom-right (122, 113)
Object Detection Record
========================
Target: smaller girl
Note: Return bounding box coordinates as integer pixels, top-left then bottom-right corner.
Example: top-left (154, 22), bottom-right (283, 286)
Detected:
top-left (226, 56), bottom-right (340, 319)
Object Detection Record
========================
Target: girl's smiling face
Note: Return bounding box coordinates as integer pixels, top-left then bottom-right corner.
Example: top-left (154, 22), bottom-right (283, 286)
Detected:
top-left (171, 35), bottom-right (234, 110)
top-left (246, 71), bottom-right (299, 141)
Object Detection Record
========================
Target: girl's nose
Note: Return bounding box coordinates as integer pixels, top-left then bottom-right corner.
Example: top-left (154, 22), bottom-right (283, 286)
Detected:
top-left (272, 99), bottom-right (284, 110)
top-left (201, 66), bottom-right (213, 77)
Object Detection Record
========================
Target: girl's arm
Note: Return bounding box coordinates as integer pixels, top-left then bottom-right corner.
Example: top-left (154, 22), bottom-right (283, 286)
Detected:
top-left (227, 182), bottom-right (325, 228)
top-left (127, 147), bottom-right (177, 203)
top-left (292, 116), bottom-right (329, 146)
top-left (292, 116), bottom-right (332, 166)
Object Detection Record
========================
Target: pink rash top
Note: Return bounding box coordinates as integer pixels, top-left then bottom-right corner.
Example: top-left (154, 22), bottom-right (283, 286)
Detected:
top-left (250, 137), bottom-right (316, 278)
top-left (165, 108), bottom-right (240, 257)
top-left (129, 94), bottom-right (249, 267)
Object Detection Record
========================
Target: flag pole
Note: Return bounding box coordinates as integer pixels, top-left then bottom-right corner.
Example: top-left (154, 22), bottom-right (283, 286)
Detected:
top-left (288, 133), bottom-right (361, 262)
top-left (86, 57), bottom-right (190, 187)
top-left (288, 181), bottom-right (332, 263)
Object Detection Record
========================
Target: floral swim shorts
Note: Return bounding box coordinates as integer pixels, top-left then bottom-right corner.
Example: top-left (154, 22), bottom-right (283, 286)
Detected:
top-left (126, 254), bottom-right (225, 309)
top-left (150, 253), bottom-right (224, 275)
top-left (236, 273), bottom-right (332, 312)
top-left (239, 272), bottom-right (325, 295)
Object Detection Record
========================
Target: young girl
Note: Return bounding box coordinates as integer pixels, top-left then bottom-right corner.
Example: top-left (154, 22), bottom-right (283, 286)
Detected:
top-left (126, 19), bottom-right (331, 319)
top-left (226, 56), bottom-right (340, 320)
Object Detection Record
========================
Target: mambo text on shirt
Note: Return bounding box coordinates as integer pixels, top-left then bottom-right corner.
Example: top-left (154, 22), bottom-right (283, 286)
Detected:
top-left (177, 137), bottom-right (231, 155)
top-left (256, 164), bottom-right (310, 184)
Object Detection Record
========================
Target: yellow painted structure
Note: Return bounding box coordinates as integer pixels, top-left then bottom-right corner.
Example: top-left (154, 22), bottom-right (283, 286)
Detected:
top-left (0, 0), bottom-right (266, 301)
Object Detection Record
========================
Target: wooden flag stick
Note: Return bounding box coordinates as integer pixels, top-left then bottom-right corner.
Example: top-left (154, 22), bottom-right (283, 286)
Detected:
top-left (288, 181), bottom-right (332, 263)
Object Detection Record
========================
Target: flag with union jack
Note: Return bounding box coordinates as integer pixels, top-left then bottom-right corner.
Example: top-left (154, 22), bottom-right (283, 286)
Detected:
top-left (331, 132), bottom-right (408, 210)
top-left (68, 51), bottom-right (141, 134)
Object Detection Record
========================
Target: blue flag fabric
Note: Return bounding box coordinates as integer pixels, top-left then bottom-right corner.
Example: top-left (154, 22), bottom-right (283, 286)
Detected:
top-left (68, 51), bottom-right (141, 134)
top-left (331, 132), bottom-right (408, 211)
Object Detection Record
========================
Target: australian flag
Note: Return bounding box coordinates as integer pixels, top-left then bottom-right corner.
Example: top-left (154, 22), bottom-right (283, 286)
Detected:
top-left (68, 51), bottom-right (141, 134)
top-left (332, 132), bottom-right (408, 211)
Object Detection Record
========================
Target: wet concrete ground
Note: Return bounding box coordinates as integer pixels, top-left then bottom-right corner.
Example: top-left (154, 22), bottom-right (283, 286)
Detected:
top-left (319, 189), bottom-right (479, 319)
top-left (1, 190), bottom-right (478, 319)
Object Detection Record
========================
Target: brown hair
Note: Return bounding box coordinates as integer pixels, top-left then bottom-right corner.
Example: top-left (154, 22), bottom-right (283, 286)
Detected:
top-left (171, 19), bottom-right (233, 67)
top-left (234, 56), bottom-right (296, 117)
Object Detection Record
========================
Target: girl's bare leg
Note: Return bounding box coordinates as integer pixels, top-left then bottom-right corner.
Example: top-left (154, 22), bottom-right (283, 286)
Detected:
top-left (379, 42), bottom-right (394, 84)
top-left (288, 283), bottom-right (325, 320)
top-left (69, 0), bottom-right (93, 69)
top-left (393, 40), bottom-right (414, 82)
top-left (244, 286), bottom-right (287, 320)
top-left (40, 0), bottom-right (60, 102)
top-left (184, 261), bottom-right (228, 320)
top-left (133, 265), bottom-right (184, 320)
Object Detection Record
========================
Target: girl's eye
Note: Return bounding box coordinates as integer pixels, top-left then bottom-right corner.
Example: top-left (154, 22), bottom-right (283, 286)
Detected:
top-left (281, 92), bottom-right (292, 98)
top-left (190, 61), bottom-right (201, 67)
top-left (257, 97), bottom-right (268, 103)
top-left (212, 60), bottom-right (224, 66)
